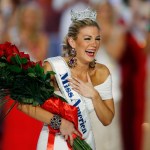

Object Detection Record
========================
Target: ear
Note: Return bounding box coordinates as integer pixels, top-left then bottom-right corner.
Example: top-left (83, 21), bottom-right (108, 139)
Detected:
top-left (68, 37), bottom-right (76, 48)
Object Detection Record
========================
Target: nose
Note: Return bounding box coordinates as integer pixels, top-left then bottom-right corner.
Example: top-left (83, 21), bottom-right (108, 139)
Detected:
top-left (91, 40), bottom-right (97, 48)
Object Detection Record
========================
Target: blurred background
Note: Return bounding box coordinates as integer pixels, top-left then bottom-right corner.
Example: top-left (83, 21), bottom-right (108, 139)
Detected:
top-left (0, 0), bottom-right (150, 150)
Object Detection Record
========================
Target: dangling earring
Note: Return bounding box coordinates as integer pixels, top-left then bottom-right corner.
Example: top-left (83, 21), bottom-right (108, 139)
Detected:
top-left (69, 48), bottom-right (76, 57)
top-left (89, 59), bottom-right (96, 68)
top-left (68, 48), bottom-right (77, 68)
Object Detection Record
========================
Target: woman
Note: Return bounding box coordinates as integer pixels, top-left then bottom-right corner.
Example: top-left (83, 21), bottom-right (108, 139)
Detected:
top-left (2, 1), bottom-right (48, 62)
top-left (17, 8), bottom-right (114, 150)
top-left (95, 1), bottom-right (125, 149)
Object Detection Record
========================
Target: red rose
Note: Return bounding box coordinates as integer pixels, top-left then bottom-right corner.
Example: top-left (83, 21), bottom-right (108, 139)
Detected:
top-left (6, 54), bottom-right (15, 63)
top-left (19, 52), bottom-right (30, 60)
top-left (0, 42), bottom-right (11, 51)
top-left (0, 44), bottom-right (5, 51)
top-left (0, 50), bottom-right (4, 57)
top-left (5, 44), bottom-right (19, 57)
top-left (0, 43), bottom-right (10, 58)
top-left (22, 61), bottom-right (35, 70)
top-left (10, 44), bottom-right (19, 55)
top-left (0, 42), bottom-right (21, 63)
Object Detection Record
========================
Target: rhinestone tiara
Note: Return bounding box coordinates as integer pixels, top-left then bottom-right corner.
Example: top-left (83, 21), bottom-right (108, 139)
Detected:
top-left (71, 7), bottom-right (97, 22)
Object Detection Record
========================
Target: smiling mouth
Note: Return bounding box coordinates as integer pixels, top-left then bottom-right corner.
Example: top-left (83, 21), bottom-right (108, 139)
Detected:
top-left (85, 50), bottom-right (95, 57)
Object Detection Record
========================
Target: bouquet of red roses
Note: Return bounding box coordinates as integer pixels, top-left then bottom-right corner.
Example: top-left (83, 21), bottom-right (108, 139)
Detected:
top-left (0, 42), bottom-right (92, 150)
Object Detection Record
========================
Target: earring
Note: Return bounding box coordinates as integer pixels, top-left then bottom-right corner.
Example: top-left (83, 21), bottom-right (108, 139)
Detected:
top-left (69, 48), bottom-right (76, 57)
top-left (68, 48), bottom-right (77, 68)
top-left (89, 59), bottom-right (96, 68)
top-left (68, 57), bottom-right (77, 68)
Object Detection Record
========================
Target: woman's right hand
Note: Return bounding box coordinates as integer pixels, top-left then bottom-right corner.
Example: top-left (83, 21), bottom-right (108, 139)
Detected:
top-left (60, 118), bottom-right (80, 146)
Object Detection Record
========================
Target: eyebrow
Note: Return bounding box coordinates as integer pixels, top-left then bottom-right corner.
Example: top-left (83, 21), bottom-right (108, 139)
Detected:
top-left (84, 35), bottom-right (101, 38)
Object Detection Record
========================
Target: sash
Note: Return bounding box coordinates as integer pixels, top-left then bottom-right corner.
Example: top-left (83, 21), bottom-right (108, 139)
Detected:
top-left (46, 56), bottom-right (93, 140)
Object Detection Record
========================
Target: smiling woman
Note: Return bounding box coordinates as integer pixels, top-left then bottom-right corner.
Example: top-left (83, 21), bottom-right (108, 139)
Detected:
top-left (43, 9), bottom-right (114, 150)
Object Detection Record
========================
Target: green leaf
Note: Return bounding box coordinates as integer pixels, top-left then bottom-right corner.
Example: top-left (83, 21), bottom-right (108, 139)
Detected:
top-left (21, 98), bottom-right (34, 104)
top-left (11, 57), bottom-right (16, 64)
top-left (44, 71), bottom-right (55, 81)
top-left (0, 56), bottom-right (6, 60)
top-left (0, 62), bottom-right (6, 67)
top-left (15, 55), bottom-right (22, 65)
top-left (44, 72), bottom-right (50, 80)
top-left (27, 67), bottom-right (35, 73)
top-left (33, 101), bottom-right (39, 106)
top-left (11, 55), bottom-right (21, 65)
top-left (49, 71), bottom-right (55, 75)
top-left (8, 65), bottom-right (22, 73)
top-left (20, 58), bottom-right (28, 64)
top-left (35, 64), bottom-right (44, 75)
top-left (28, 73), bottom-right (36, 77)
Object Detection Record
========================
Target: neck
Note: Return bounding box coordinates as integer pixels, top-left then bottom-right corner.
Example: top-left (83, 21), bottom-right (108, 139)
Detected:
top-left (70, 60), bottom-right (90, 77)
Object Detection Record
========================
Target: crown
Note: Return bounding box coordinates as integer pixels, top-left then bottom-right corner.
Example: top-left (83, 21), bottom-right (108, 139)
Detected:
top-left (71, 7), bottom-right (97, 22)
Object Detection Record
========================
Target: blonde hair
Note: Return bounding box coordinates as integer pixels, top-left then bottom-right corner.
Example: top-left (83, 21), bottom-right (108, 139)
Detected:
top-left (17, 2), bottom-right (44, 43)
top-left (63, 18), bottom-right (100, 56)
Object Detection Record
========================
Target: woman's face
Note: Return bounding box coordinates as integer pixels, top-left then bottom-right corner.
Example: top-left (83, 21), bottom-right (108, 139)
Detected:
top-left (22, 8), bottom-right (38, 29)
top-left (97, 2), bottom-right (113, 22)
top-left (71, 26), bottom-right (101, 64)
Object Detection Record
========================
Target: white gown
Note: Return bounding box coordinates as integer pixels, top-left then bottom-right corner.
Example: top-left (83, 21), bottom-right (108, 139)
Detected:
top-left (37, 75), bottom-right (113, 150)
top-left (96, 48), bottom-right (123, 150)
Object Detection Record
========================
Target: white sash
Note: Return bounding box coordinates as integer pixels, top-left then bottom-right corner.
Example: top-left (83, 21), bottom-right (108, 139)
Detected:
top-left (46, 56), bottom-right (95, 148)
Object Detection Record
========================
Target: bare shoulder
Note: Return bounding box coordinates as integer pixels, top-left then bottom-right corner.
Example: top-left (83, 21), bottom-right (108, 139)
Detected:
top-left (96, 63), bottom-right (110, 77)
top-left (92, 63), bottom-right (111, 85)
top-left (43, 60), bottom-right (56, 81)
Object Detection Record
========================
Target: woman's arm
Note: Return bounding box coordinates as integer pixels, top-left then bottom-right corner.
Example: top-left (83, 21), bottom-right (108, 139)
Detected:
top-left (18, 104), bottom-right (53, 124)
top-left (91, 93), bottom-right (114, 126)
top-left (68, 66), bottom-right (115, 126)
top-left (17, 61), bottom-right (80, 145)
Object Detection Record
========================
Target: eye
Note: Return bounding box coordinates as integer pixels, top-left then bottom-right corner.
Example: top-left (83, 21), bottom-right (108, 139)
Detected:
top-left (96, 38), bottom-right (101, 41)
top-left (96, 37), bottom-right (101, 41)
top-left (84, 37), bottom-right (91, 40)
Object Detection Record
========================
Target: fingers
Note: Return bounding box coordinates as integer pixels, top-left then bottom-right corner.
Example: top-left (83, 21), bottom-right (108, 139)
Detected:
top-left (68, 77), bottom-right (81, 86)
top-left (73, 129), bottom-right (81, 137)
top-left (64, 135), bottom-right (68, 141)
top-left (63, 128), bottom-right (80, 146)
top-left (73, 77), bottom-right (82, 84)
top-left (70, 83), bottom-right (80, 91)
top-left (68, 78), bottom-right (81, 91)
top-left (67, 129), bottom-right (80, 146)
top-left (69, 134), bottom-right (73, 146)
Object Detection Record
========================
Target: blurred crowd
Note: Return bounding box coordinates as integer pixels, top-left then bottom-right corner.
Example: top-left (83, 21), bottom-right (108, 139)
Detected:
top-left (0, 0), bottom-right (150, 150)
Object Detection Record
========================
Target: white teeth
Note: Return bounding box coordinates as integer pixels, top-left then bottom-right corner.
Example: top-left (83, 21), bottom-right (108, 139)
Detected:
top-left (85, 50), bottom-right (95, 53)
